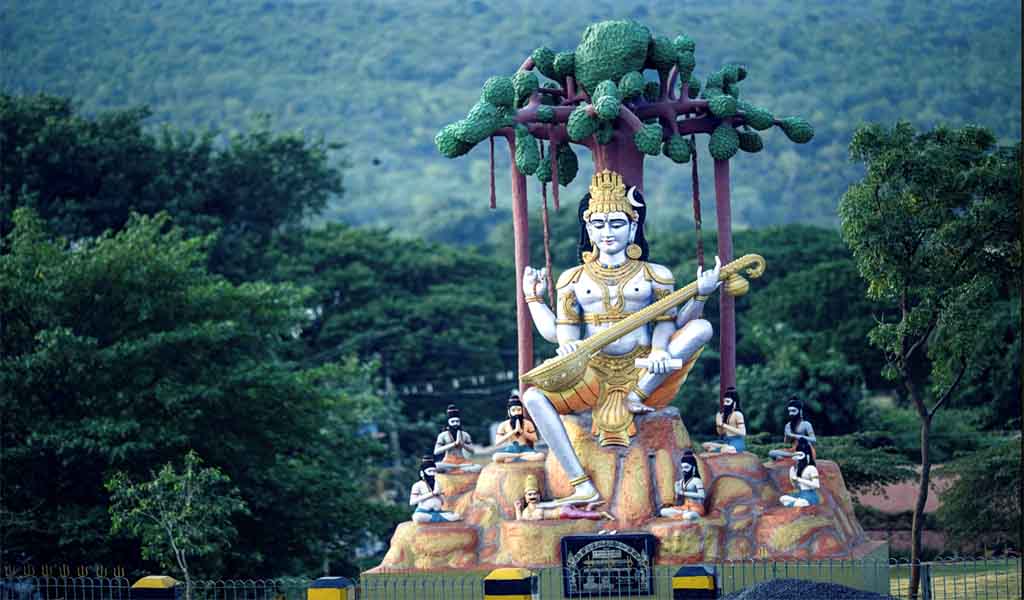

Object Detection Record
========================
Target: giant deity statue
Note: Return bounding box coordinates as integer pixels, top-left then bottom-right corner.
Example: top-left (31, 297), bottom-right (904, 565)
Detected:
top-left (520, 169), bottom-right (723, 507)
top-left (368, 20), bottom-right (882, 576)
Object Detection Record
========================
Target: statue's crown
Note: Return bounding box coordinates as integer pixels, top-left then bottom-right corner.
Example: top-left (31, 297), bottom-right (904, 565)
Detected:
top-left (523, 474), bottom-right (540, 493)
top-left (585, 170), bottom-right (638, 221)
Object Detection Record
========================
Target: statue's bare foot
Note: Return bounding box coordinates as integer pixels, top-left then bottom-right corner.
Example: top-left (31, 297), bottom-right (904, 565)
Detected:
top-left (625, 391), bottom-right (654, 414)
top-left (627, 400), bottom-right (655, 414)
top-left (537, 480), bottom-right (600, 509)
top-left (584, 500), bottom-right (606, 511)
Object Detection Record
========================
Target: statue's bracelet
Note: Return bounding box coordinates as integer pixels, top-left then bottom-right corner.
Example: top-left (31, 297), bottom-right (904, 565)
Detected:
top-left (524, 295), bottom-right (544, 304)
top-left (695, 294), bottom-right (710, 302)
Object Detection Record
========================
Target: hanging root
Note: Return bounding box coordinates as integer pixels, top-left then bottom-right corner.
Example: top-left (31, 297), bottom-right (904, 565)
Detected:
top-left (489, 136), bottom-right (496, 209)
top-left (541, 183), bottom-right (555, 307)
top-left (690, 133), bottom-right (704, 269)
top-left (551, 140), bottom-right (560, 210)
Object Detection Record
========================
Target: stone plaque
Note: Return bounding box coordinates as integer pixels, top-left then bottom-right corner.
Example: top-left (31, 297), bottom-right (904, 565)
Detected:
top-left (560, 533), bottom-right (657, 597)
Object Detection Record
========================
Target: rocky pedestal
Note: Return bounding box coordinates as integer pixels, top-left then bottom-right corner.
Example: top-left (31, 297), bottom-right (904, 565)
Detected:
top-left (368, 409), bottom-right (875, 573)
top-left (544, 408), bottom-right (691, 530)
top-left (377, 521), bottom-right (480, 570)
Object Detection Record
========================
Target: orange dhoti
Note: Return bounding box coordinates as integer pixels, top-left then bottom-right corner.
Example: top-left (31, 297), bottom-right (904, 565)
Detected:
top-left (540, 342), bottom-right (703, 447)
top-left (666, 499), bottom-right (706, 517)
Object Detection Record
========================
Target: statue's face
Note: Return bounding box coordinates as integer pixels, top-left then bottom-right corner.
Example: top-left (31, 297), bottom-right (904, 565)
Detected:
top-left (447, 417), bottom-right (461, 429)
top-left (787, 406), bottom-right (800, 418)
top-left (586, 211), bottom-right (636, 256)
top-left (680, 462), bottom-right (693, 475)
top-left (509, 405), bottom-right (524, 418)
top-left (792, 451), bottom-right (806, 462)
top-left (723, 398), bottom-right (734, 409)
top-left (423, 467), bottom-right (437, 478)
top-left (525, 489), bottom-right (540, 503)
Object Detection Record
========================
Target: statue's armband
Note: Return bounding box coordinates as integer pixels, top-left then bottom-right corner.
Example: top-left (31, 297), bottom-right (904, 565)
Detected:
top-left (555, 268), bottom-right (584, 327)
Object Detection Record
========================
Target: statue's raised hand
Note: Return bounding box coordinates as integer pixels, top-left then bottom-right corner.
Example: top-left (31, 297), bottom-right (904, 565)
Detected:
top-left (697, 255), bottom-right (723, 296)
top-left (522, 266), bottom-right (547, 298)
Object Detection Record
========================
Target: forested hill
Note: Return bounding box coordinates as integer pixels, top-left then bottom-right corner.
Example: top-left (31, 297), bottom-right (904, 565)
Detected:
top-left (4, 0), bottom-right (1021, 244)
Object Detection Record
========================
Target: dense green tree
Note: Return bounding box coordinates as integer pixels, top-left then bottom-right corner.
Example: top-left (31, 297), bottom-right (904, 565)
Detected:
top-left (0, 93), bottom-right (343, 281)
top-left (936, 438), bottom-right (1021, 552)
top-left (270, 224), bottom-right (519, 448)
top-left (744, 258), bottom-right (892, 388)
top-left (677, 326), bottom-right (867, 440)
top-left (839, 122), bottom-right (1021, 595)
top-left (0, 208), bottom-right (394, 575)
top-left (107, 451), bottom-right (248, 597)
top-left (5, 1), bottom-right (1019, 241)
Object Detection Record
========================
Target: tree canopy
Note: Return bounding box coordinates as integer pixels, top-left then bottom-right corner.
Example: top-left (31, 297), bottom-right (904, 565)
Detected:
top-left (0, 208), bottom-right (396, 574)
top-left (936, 438), bottom-right (1022, 551)
top-left (435, 18), bottom-right (813, 210)
top-left (839, 121), bottom-right (1021, 592)
top-left (0, 93), bottom-right (343, 281)
top-left (840, 123), bottom-right (1021, 417)
top-left (4, 1), bottom-right (1019, 243)
top-left (107, 450), bottom-right (248, 594)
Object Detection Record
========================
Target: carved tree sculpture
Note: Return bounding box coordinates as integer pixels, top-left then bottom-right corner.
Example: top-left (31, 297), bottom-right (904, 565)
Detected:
top-left (435, 20), bottom-right (813, 397)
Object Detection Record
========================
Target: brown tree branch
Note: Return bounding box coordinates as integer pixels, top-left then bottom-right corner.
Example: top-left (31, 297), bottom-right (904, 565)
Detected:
top-left (928, 360), bottom-right (969, 419)
top-left (536, 87), bottom-right (566, 98)
top-left (617, 105), bottom-right (645, 136)
top-left (667, 65), bottom-right (680, 101)
top-left (905, 316), bottom-right (938, 363)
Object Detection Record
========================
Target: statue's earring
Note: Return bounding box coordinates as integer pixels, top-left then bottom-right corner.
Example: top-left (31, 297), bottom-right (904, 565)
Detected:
top-left (583, 242), bottom-right (598, 263)
top-left (626, 243), bottom-right (642, 260)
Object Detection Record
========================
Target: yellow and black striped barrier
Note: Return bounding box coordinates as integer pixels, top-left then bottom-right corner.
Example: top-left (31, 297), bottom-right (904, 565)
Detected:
top-left (483, 568), bottom-right (537, 600)
top-left (672, 565), bottom-right (718, 599)
top-left (307, 576), bottom-right (355, 600)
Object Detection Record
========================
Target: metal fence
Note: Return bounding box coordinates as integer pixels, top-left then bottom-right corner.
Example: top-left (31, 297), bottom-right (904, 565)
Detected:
top-left (1, 556), bottom-right (1020, 600)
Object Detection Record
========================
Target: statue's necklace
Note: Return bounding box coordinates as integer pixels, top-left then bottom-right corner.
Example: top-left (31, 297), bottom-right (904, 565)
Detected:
top-left (583, 259), bottom-right (643, 313)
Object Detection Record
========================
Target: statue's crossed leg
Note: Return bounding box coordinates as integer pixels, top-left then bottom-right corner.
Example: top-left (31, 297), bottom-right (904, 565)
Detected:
top-left (523, 318), bottom-right (713, 508)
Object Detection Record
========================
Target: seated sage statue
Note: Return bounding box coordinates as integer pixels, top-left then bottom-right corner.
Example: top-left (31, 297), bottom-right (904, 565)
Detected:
top-left (660, 450), bottom-right (706, 521)
top-left (492, 391), bottom-right (545, 463)
top-left (769, 397), bottom-right (817, 461)
top-left (779, 438), bottom-right (821, 507)
top-left (701, 386), bottom-right (747, 453)
top-left (521, 169), bottom-right (721, 507)
top-left (433, 404), bottom-right (481, 473)
top-left (409, 456), bottom-right (461, 523)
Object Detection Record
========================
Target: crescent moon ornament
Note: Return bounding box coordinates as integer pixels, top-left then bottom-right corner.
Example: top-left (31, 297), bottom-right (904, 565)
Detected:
top-left (627, 185), bottom-right (643, 208)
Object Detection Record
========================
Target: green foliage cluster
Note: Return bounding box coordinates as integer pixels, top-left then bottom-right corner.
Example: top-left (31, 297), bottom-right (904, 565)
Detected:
top-left (0, 207), bottom-right (400, 575)
top-left (5, 1), bottom-right (1020, 242)
top-left (0, 93), bottom-right (342, 282)
top-left (936, 438), bottom-right (1022, 550)
top-left (436, 17), bottom-right (814, 195)
top-left (573, 20), bottom-right (651, 94)
top-left (662, 134), bottom-right (693, 163)
top-left (840, 121), bottom-right (1021, 571)
top-left (841, 123), bottom-right (1021, 420)
top-left (107, 451), bottom-right (248, 592)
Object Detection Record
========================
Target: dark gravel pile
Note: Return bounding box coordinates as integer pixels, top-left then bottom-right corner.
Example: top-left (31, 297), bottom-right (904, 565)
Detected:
top-left (722, 578), bottom-right (896, 600)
